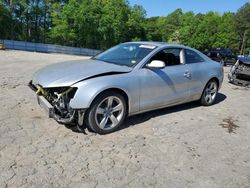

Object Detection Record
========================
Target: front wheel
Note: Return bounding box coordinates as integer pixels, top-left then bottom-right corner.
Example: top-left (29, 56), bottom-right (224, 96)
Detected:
top-left (200, 79), bottom-right (218, 106)
top-left (85, 91), bottom-right (127, 134)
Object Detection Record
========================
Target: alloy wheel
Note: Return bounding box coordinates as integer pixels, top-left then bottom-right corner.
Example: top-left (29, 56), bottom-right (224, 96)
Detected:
top-left (94, 96), bottom-right (125, 130)
top-left (204, 81), bottom-right (218, 104)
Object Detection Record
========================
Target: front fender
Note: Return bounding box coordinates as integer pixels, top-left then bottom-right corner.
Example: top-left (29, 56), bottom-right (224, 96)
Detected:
top-left (69, 73), bottom-right (140, 114)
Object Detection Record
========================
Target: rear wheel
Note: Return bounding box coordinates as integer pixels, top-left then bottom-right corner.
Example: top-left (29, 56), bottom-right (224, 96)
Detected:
top-left (86, 91), bottom-right (127, 134)
top-left (200, 79), bottom-right (218, 106)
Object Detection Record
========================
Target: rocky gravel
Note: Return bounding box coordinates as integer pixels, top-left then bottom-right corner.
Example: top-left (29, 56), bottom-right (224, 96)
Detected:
top-left (0, 50), bottom-right (250, 188)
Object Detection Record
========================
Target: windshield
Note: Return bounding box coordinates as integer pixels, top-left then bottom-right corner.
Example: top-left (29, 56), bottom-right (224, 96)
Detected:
top-left (93, 43), bottom-right (157, 67)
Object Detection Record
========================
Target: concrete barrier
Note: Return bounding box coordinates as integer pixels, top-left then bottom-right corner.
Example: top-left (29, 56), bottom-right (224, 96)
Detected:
top-left (1, 39), bottom-right (101, 56)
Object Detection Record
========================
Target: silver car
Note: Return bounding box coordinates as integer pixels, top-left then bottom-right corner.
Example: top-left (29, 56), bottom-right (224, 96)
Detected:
top-left (29, 42), bottom-right (223, 134)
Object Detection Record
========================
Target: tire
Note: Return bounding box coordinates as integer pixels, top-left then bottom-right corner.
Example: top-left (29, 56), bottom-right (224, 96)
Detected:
top-left (200, 79), bottom-right (218, 106)
top-left (85, 91), bottom-right (127, 134)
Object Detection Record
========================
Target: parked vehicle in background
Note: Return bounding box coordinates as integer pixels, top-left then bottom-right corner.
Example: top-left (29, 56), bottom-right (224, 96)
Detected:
top-left (228, 56), bottom-right (250, 87)
top-left (29, 42), bottom-right (224, 134)
top-left (0, 40), bottom-right (5, 50)
top-left (238, 54), bottom-right (250, 58)
top-left (204, 48), bottom-right (237, 66)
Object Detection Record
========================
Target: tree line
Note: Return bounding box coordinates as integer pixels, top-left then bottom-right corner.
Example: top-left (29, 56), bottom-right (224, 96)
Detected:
top-left (0, 0), bottom-right (249, 54)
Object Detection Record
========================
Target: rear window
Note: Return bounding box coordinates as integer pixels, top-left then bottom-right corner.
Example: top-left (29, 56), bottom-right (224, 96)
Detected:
top-left (185, 49), bottom-right (205, 64)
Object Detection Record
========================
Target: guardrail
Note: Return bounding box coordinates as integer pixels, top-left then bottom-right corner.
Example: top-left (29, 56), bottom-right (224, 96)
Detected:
top-left (1, 39), bottom-right (101, 56)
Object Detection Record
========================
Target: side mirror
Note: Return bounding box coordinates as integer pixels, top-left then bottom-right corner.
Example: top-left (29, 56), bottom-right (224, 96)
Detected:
top-left (146, 60), bottom-right (165, 69)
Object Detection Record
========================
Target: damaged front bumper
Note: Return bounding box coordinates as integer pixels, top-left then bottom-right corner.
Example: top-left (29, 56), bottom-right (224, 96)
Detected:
top-left (28, 81), bottom-right (86, 125)
top-left (37, 95), bottom-right (55, 118)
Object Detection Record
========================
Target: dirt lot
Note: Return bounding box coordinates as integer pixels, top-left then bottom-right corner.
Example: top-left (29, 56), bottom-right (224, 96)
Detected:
top-left (0, 50), bottom-right (250, 188)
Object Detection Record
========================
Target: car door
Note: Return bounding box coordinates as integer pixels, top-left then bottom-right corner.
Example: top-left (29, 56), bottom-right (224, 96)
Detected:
top-left (139, 48), bottom-right (191, 111)
top-left (184, 49), bottom-right (208, 100)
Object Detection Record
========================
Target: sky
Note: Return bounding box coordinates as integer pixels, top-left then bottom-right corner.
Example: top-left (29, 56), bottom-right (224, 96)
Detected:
top-left (129, 0), bottom-right (249, 17)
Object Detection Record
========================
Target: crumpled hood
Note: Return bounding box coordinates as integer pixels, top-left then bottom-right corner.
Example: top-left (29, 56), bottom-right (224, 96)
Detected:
top-left (32, 59), bottom-right (132, 87)
top-left (239, 57), bottom-right (250, 65)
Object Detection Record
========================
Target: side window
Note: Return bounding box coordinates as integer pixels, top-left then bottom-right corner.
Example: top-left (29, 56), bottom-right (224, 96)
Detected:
top-left (185, 49), bottom-right (205, 64)
top-left (150, 48), bottom-right (182, 66)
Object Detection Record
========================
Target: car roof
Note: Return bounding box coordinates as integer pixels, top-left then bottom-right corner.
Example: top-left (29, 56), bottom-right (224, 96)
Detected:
top-left (124, 41), bottom-right (211, 60)
top-left (125, 41), bottom-right (193, 50)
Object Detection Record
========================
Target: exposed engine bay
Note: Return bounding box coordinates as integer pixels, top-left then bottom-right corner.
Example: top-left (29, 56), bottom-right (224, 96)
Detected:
top-left (28, 70), bottom-right (130, 127)
top-left (228, 58), bottom-right (250, 87)
top-left (29, 81), bottom-right (85, 125)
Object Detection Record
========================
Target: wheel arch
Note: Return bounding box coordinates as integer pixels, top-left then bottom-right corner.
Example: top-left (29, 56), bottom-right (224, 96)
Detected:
top-left (209, 77), bottom-right (219, 87)
top-left (200, 77), bottom-right (219, 98)
top-left (70, 76), bottom-right (138, 113)
top-left (90, 88), bottom-right (129, 113)
top-left (202, 77), bottom-right (219, 94)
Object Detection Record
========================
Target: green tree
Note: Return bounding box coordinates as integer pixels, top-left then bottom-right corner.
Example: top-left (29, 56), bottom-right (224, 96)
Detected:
top-left (214, 12), bottom-right (238, 51)
top-left (98, 0), bottom-right (130, 49)
top-left (1, 0), bottom-right (249, 52)
top-left (50, 0), bottom-right (79, 46)
top-left (0, 3), bottom-right (12, 39)
top-left (194, 12), bottom-right (221, 50)
top-left (144, 17), bottom-right (163, 41)
top-left (178, 11), bottom-right (195, 46)
top-left (165, 8), bottom-right (183, 42)
top-left (75, 0), bottom-right (102, 48)
top-left (126, 5), bottom-right (146, 41)
top-left (235, 3), bottom-right (250, 54)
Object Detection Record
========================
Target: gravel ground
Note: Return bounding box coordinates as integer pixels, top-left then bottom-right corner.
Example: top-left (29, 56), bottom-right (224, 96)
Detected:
top-left (0, 50), bottom-right (250, 188)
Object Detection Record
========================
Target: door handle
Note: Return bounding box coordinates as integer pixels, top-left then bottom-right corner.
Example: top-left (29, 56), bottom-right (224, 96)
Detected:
top-left (184, 71), bottom-right (191, 78)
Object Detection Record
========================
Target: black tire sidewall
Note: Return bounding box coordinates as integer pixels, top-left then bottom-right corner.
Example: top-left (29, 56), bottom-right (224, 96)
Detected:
top-left (86, 91), bottom-right (127, 134)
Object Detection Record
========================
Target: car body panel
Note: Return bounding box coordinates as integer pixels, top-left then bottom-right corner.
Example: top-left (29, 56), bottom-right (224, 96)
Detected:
top-left (70, 72), bottom-right (140, 114)
top-left (30, 42), bottom-right (224, 119)
top-left (187, 61), bottom-right (223, 100)
top-left (32, 59), bottom-right (132, 87)
top-left (138, 65), bottom-right (189, 111)
top-left (69, 61), bottom-right (223, 116)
